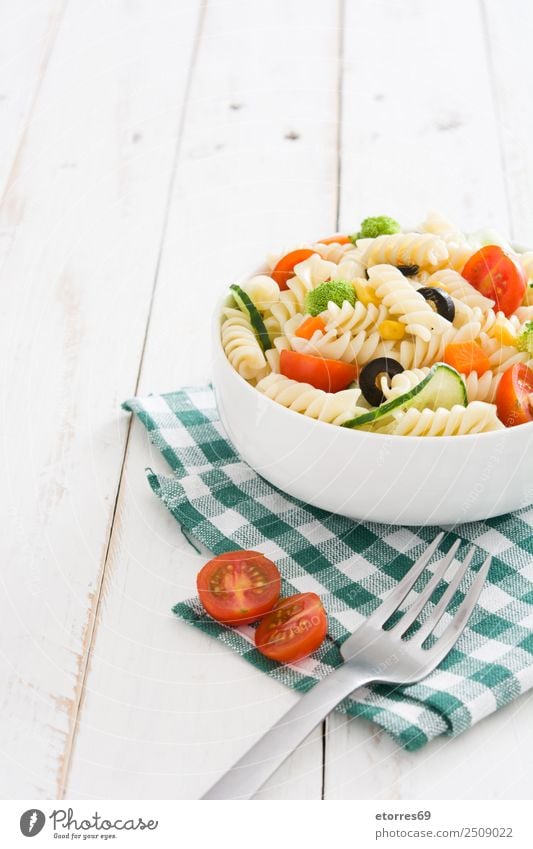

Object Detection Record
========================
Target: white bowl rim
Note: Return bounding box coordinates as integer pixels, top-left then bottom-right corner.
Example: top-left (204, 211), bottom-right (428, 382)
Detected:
top-left (213, 259), bottom-right (533, 445)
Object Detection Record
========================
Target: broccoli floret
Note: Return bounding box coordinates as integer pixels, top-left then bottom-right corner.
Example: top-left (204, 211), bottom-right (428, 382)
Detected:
top-left (351, 215), bottom-right (401, 242)
top-left (305, 280), bottom-right (356, 316)
top-left (517, 321), bottom-right (533, 355)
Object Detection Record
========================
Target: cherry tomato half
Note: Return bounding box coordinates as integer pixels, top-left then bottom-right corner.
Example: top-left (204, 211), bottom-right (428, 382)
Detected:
top-left (271, 249), bottom-right (315, 290)
top-left (495, 363), bottom-right (533, 427)
top-left (197, 551), bottom-right (281, 626)
top-left (462, 245), bottom-right (526, 317)
top-left (254, 592), bottom-right (328, 663)
top-left (280, 349), bottom-right (357, 393)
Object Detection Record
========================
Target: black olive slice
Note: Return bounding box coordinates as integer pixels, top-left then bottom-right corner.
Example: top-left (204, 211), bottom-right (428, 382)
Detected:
top-left (359, 357), bottom-right (405, 407)
top-left (396, 264), bottom-right (419, 276)
top-left (417, 286), bottom-right (455, 322)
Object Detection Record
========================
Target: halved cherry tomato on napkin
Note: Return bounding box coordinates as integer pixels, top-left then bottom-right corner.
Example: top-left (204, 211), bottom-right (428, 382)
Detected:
top-left (280, 349), bottom-right (357, 392)
top-left (197, 551), bottom-right (281, 626)
top-left (317, 234), bottom-right (352, 245)
top-left (271, 249), bottom-right (315, 290)
top-left (495, 363), bottom-right (533, 427)
top-left (462, 245), bottom-right (526, 317)
top-left (255, 592), bottom-right (328, 663)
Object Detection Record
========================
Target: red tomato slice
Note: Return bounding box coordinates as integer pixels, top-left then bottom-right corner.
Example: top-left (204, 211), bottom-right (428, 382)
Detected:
top-left (271, 249), bottom-right (315, 290)
top-left (461, 245), bottom-right (526, 317)
top-left (197, 551), bottom-right (281, 626)
top-left (317, 234), bottom-right (352, 245)
top-left (280, 349), bottom-right (357, 393)
top-left (495, 363), bottom-right (533, 427)
top-left (254, 592), bottom-right (328, 663)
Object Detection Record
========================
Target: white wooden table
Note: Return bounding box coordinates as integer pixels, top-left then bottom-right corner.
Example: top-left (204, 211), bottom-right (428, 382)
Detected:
top-left (2, 0), bottom-right (533, 800)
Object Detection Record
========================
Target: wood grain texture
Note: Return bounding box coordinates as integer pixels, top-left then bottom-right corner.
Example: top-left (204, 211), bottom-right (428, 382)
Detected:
top-left (2, 0), bottom-right (533, 802)
top-left (0, 0), bottom-right (201, 798)
top-left (65, 0), bottom-right (342, 800)
top-left (0, 0), bottom-right (66, 202)
top-left (482, 0), bottom-right (533, 244)
top-left (324, 689), bottom-right (533, 800)
top-left (338, 0), bottom-right (508, 233)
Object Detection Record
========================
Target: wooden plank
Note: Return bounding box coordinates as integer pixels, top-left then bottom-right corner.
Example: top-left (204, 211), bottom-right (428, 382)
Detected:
top-left (66, 0), bottom-right (342, 799)
top-left (324, 691), bottom-right (533, 799)
top-left (0, 0), bottom-right (201, 798)
top-left (324, 0), bottom-right (533, 799)
top-left (482, 0), bottom-right (533, 243)
top-left (0, 0), bottom-right (66, 200)
top-left (338, 0), bottom-right (508, 234)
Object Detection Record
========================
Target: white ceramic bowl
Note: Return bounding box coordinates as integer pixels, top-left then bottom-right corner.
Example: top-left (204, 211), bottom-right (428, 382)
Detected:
top-left (212, 295), bottom-right (533, 526)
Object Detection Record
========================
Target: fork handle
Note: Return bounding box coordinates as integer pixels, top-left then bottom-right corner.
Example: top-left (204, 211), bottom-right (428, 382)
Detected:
top-left (202, 661), bottom-right (372, 800)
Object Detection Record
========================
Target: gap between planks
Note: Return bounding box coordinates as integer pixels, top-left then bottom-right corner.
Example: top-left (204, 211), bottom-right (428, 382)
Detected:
top-left (56, 0), bottom-right (209, 799)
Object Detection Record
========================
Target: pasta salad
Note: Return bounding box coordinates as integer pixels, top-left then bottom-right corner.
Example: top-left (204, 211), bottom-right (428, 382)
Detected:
top-left (220, 212), bottom-right (533, 436)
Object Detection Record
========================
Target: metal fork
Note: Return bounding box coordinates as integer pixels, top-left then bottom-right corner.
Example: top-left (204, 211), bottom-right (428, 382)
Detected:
top-left (202, 532), bottom-right (491, 800)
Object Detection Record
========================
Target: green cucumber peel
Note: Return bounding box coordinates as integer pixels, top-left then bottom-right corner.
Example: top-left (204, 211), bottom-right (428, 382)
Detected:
top-left (230, 284), bottom-right (271, 353)
top-left (342, 363), bottom-right (467, 430)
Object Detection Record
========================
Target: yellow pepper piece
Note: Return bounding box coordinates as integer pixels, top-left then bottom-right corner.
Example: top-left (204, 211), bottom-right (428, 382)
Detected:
top-left (490, 323), bottom-right (517, 348)
top-left (354, 280), bottom-right (380, 307)
top-left (379, 320), bottom-right (406, 341)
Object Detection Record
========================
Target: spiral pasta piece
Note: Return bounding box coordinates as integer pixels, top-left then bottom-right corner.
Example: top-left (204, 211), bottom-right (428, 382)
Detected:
top-left (289, 254), bottom-right (338, 298)
top-left (267, 254), bottom-right (337, 327)
top-left (344, 332), bottom-right (396, 365)
top-left (241, 275), bottom-right (280, 310)
top-left (256, 373), bottom-right (366, 425)
top-left (479, 333), bottom-right (532, 373)
top-left (381, 368), bottom-right (430, 402)
top-left (264, 335), bottom-right (291, 374)
top-left (426, 268), bottom-right (495, 310)
top-left (452, 306), bottom-right (517, 340)
top-left (221, 308), bottom-right (267, 380)
top-left (367, 265), bottom-right (452, 341)
top-left (267, 288), bottom-right (304, 326)
top-left (420, 210), bottom-right (465, 242)
top-left (363, 234), bottom-right (449, 269)
top-left (289, 328), bottom-right (353, 361)
top-left (389, 402), bottom-right (504, 436)
top-left (445, 242), bottom-right (475, 273)
top-left (388, 326), bottom-right (456, 369)
top-left (382, 365), bottom-right (504, 410)
top-left (314, 241), bottom-right (357, 264)
top-left (514, 305), bottom-right (533, 324)
top-left (323, 299), bottom-right (389, 336)
top-left (462, 370), bottom-right (503, 403)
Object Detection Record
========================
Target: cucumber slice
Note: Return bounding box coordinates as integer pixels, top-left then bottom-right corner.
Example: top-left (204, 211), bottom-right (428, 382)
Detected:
top-left (230, 284), bottom-right (271, 353)
top-left (342, 363), bottom-right (467, 431)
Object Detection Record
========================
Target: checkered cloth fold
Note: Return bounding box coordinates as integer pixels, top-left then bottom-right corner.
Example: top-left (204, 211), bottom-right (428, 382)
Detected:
top-left (123, 386), bottom-right (533, 751)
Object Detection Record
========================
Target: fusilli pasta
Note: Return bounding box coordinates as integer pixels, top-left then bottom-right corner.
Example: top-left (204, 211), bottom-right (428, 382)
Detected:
top-left (387, 402), bottom-right (504, 436)
top-left (221, 212), bottom-right (533, 436)
top-left (256, 373), bottom-right (366, 425)
top-left (221, 308), bottom-right (267, 381)
top-left (362, 233), bottom-right (449, 269)
top-left (367, 265), bottom-right (452, 341)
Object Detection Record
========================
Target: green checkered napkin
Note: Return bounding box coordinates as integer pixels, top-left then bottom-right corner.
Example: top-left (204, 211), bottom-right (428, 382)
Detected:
top-left (123, 386), bottom-right (533, 751)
